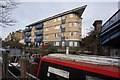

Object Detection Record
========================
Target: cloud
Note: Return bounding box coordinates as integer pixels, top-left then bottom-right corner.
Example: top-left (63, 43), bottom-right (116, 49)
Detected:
top-left (1, 2), bottom-right (118, 39)
top-left (18, 0), bottom-right (119, 2)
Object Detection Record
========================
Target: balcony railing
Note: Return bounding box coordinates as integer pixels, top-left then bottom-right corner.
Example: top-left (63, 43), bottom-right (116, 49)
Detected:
top-left (24, 38), bottom-right (31, 43)
top-left (62, 19), bottom-right (66, 24)
top-left (34, 32), bottom-right (43, 36)
top-left (102, 10), bottom-right (120, 32)
top-left (61, 36), bottom-right (65, 41)
top-left (34, 38), bottom-right (43, 42)
top-left (35, 23), bottom-right (43, 30)
top-left (61, 28), bottom-right (65, 32)
top-left (101, 10), bottom-right (120, 46)
top-left (25, 28), bottom-right (31, 32)
top-left (25, 33), bottom-right (31, 37)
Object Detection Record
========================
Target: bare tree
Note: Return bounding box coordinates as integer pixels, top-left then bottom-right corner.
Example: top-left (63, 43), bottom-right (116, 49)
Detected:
top-left (0, 0), bottom-right (18, 27)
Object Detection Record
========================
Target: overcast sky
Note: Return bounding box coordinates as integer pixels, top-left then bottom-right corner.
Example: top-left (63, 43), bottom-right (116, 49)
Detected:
top-left (0, 0), bottom-right (119, 39)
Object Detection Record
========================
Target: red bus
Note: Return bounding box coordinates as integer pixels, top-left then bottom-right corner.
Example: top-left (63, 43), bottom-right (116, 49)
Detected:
top-left (36, 54), bottom-right (120, 80)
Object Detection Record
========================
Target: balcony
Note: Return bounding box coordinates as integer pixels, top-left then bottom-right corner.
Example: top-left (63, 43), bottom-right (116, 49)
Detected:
top-left (34, 38), bottom-right (43, 42)
top-left (62, 19), bottom-right (66, 24)
top-left (34, 32), bottom-right (43, 36)
top-left (102, 10), bottom-right (120, 32)
top-left (25, 33), bottom-right (31, 37)
top-left (25, 28), bottom-right (31, 32)
top-left (24, 38), bottom-right (31, 43)
top-left (61, 28), bottom-right (65, 32)
top-left (101, 10), bottom-right (120, 47)
top-left (61, 36), bottom-right (65, 41)
top-left (35, 23), bottom-right (43, 30)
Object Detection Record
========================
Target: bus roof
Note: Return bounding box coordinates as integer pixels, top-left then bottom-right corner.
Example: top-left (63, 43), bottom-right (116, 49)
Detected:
top-left (45, 54), bottom-right (119, 67)
top-left (42, 54), bottom-right (120, 79)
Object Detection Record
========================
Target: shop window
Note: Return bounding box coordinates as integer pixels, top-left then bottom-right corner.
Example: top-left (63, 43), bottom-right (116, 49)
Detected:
top-left (69, 41), bottom-right (73, 47)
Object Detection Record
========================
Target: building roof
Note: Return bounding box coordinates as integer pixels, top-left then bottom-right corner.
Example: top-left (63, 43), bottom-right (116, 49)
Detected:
top-left (26, 5), bottom-right (87, 27)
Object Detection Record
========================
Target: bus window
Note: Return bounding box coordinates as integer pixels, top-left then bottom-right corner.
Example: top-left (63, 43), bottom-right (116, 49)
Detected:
top-left (86, 75), bottom-right (103, 80)
top-left (47, 66), bottom-right (69, 80)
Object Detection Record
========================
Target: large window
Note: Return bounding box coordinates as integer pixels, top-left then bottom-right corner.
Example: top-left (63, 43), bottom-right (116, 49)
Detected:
top-left (70, 32), bottom-right (73, 36)
top-left (70, 32), bottom-right (78, 36)
top-left (54, 42), bottom-right (60, 46)
top-left (73, 32), bottom-right (78, 36)
top-left (58, 17), bottom-right (61, 21)
top-left (69, 14), bottom-right (79, 18)
top-left (54, 19), bottom-right (56, 22)
top-left (62, 41), bottom-right (65, 46)
top-left (44, 34), bottom-right (49, 38)
top-left (70, 14), bottom-right (74, 18)
top-left (74, 42), bottom-right (78, 47)
top-left (44, 28), bottom-right (49, 31)
top-left (55, 33), bottom-right (59, 37)
top-left (62, 16), bottom-right (66, 19)
top-left (69, 22), bottom-right (79, 27)
top-left (54, 25), bottom-right (60, 29)
top-left (69, 41), bottom-right (73, 47)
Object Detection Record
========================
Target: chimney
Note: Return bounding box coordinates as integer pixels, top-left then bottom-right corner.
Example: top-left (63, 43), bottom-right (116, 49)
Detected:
top-left (93, 20), bottom-right (102, 32)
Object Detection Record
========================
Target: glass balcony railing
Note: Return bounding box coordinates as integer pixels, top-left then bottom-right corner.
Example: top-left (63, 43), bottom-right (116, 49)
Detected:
top-left (61, 36), bottom-right (65, 41)
top-left (62, 19), bottom-right (66, 24)
top-left (25, 33), bottom-right (31, 37)
top-left (102, 10), bottom-right (120, 32)
top-left (101, 10), bottom-right (120, 46)
top-left (24, 38), bottom-right (31, 43)
top-left (61, 28), bottom-right (65, 32)
top-left (34, 38), bottom-right (43, 42)
top-left (34, 32), bottom-right (43, 36)
top-left (25, 28), bottom-right (31, 32)
top-left (35, 23), bottom-right (43, 30)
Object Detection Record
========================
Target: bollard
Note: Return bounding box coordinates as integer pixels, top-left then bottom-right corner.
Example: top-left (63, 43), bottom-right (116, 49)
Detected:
top-left (66, 47), bottom-right (69, 54)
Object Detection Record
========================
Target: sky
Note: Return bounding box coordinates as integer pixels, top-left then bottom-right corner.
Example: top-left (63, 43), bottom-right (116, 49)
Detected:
top-left (0, 0), bottom-right (119, 39)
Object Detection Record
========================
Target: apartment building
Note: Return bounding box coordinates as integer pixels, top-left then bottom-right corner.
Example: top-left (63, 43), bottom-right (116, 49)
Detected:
top-left (24, 5), bottom-right (87, 48)
top-left (6, 29), bottom-right (25, 42)
top-left (101, 9), bottom-right (120, 48)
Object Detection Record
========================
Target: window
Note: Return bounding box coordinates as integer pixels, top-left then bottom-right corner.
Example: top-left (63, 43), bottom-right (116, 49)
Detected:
top-left (74, 42), bottom-right (77, 47)
top-left (54, 25), bottom-right (60, 29)
top-left (70, 14), bottom-right (79, 18)
top-left (61, 25), bottom-right (65, 28)
top-left (54, 19), bottom-right (56, 22)
top-left (61, 33), bottom-right (64, 36)
top-left (70, 32), bottom-right (78, 36)
top-left (54, 42), bottom-right (59, 46)
top-left (44, 22), bottom-right (46, 25)
top-left (70, 32), bottom-right (73, 36)
top-left (74, 14), bottom-right (79, 18)
top-left (69, 41), bottom-right (73, 47)
top-left (55, 33), bottom-right (59, 37)
top-left (44, 28), bottom-right (49, 31)
top-left (74, 23), bottom-right (79, 27)
top-left (44, 34), bottom-right (49, 38)
top-left (62, 16), bottom-right (66, 19)
top-left (73, 32), bottom-right (78, 36)
top-left (70, 23), bottom-right (73, 27)
top-left (58, 17), bottom-right (61, 21)
top-left (69, 22), bottom-right (79, 27)
top-left (36, 36), bottom-right (42, 38)
top-left (70, 14), bottom-right (74, 18)
top-left (47, 21), bottom-right (50, 24)
top-left (62, 41), bottom-right (65, 46)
